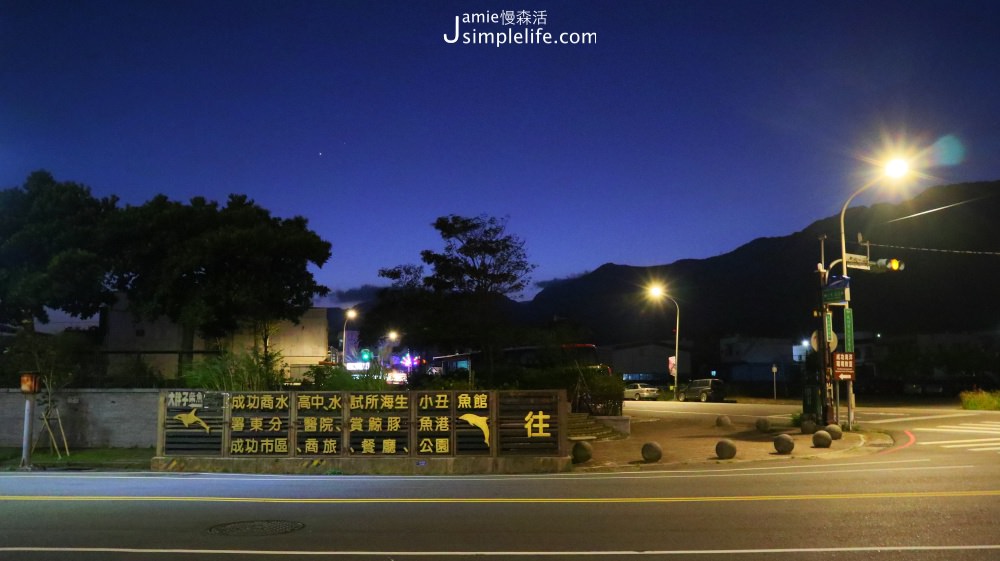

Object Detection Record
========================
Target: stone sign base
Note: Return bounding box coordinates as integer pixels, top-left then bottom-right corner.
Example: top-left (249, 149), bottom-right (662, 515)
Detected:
top-left (152, 454), bottom-right (571, 475)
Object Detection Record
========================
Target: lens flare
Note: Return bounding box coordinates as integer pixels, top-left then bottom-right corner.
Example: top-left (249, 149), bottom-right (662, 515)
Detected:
top-left (931, 134), bottom-right (965, 166)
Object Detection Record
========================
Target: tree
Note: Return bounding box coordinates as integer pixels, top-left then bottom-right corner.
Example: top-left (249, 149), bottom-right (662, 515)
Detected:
top-left (421, 214), bottom-right (535, 297)
top-left (109, 194), bottom-right (332, 368)
top-left (0, 171), bottom-right (117, 328)
top-left (378, 214), bottom-right (536, 385)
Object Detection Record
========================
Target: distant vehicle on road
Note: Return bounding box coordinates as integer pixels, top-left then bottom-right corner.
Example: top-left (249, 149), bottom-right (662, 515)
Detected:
top-left (679, 379), bottom-right (725, 402)
top-left (624, 382), bottom-right (659, 401)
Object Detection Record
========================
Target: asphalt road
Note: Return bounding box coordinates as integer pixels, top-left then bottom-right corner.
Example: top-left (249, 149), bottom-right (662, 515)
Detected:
top-left (1, 402), bottom-right (998, 561)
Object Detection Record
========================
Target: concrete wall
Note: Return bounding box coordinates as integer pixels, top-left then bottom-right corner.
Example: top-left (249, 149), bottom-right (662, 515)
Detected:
top-left (1, 389), bottom-right (158, 449)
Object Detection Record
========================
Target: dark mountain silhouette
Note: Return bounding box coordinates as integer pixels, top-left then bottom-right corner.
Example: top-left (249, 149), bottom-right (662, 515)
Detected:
top-left (521, 180), bottom-right (1000, 348)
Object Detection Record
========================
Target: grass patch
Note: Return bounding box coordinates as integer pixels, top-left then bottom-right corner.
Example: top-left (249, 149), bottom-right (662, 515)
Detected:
top-left (960, 390), bottom-right (1000, 410)
top-left (0, 446), bottom-right (155, 470)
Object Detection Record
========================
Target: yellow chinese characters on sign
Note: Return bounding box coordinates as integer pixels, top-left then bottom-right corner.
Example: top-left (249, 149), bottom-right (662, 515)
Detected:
top-left (296, 392), bottom-right (343, 456)
top-left (524, 411), bottom-right (551, 437)
top-left (229, 392), bottom-right (291, 456)
top-left (348, 393), bottom-right (410, 455)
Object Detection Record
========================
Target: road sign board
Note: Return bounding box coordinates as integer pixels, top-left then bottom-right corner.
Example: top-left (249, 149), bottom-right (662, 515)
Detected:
top-left (823, 287), bottom-right (846, 304)
top-left (845, 253), bottom-right (871, 270)
top-left (833, 352), bottom-right (855, 380)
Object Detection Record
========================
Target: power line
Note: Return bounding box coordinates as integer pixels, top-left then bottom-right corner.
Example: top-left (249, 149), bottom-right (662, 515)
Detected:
top-left (865, 242), bottom-right (1000, 257)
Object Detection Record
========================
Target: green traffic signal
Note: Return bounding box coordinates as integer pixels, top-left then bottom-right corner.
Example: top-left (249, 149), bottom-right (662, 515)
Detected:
top-left (359, 348), bottom-right (372, 362)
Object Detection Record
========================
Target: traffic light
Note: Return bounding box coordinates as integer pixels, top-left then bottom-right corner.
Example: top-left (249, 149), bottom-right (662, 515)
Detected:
top-left (871, 258), bottom-right (904, 273)
top-left (359, 348), bottom-right (372, 362)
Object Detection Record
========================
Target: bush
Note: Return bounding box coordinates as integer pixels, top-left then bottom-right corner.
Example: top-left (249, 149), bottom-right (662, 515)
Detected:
top-left (960, 390), bottom-right (1000, 410)
top-left (182, 348), bottom-right (284, 391)
top-left (302, 363), bottom-right (389, 392)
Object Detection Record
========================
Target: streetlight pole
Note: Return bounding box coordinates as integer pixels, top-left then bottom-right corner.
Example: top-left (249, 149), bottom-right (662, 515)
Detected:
top-left (837, 158), bottom-right (909, 430)
top-left (647, 284), bottom-right (681, 401)
top-left (671, 297), bottom-right (680, 401)
top-left (342, 309), bottom-right (357, 364)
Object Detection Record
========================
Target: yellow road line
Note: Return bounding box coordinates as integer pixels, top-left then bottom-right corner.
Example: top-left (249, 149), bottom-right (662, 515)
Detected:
top-left (2, 489), bottom-right (999, 504)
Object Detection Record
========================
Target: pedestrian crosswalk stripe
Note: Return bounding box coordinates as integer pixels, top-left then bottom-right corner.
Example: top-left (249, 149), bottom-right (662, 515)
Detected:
top-left (928, 437), bottom-right (1000, 446)
top-left (915, 427), bottom-right (1000, 435)
top-left (915, 422), bottom-right (1000, 453)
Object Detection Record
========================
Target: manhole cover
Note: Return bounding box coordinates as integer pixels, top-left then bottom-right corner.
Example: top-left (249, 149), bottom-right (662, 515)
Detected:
top-left (208, 520), bottom-right (305, 536)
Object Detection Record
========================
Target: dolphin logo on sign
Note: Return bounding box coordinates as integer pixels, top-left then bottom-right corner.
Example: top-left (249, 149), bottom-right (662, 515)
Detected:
top-left (459, 413), bottom-right (490, 447)
top-left (173, 408), bottom-right (211, 433)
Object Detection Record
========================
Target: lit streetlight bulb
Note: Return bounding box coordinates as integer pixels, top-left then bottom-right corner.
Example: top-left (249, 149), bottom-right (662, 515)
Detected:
top-left (884, 158), bottom-right (909, 179)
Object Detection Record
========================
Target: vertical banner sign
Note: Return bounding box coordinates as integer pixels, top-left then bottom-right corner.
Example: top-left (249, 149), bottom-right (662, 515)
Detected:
top-left (844, 307), bottom-right (855, 353)
top-left (824, 311), bottom-right (834, 344)
top-left (498, 391), bottom-right (560, 456)
top-left (229, 392), bottom-right (291, 456)
top-left (455, 391), bottom-right (492, 455)
top-left (163, 390), bottom-right (225, 455)
top-left (295, 392), bottom-right (344, 456)
top-left (348, 392), bottom-right (410, 455)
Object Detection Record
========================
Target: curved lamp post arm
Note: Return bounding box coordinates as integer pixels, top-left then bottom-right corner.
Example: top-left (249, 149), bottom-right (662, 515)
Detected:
top-left (839, 184), bottom-right (875, 278)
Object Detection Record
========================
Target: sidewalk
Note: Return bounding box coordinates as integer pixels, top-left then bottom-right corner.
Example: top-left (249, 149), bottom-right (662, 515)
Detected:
top-left (571, 415), bottom-right (894, 472)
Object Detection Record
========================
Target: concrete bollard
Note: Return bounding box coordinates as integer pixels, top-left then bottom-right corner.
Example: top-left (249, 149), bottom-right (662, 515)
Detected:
top-left (641, 442), bottom-right (663, 463)
top-left (825, 424), bottom-right (843, 440)
top-left (812, 430), bottom-right (833, 448)
top-left (572, 441), bottom-right (593, 464)
top-left (773, 433), bottom-right (795, 454)
top-left (715, 415), bottom-right (732, 427)
top-left (801, 420), bottom-right (818, 434)
top-left (715, 439), bottom-right (737, 459)
top-left (755, 417), bottom-right (771, 433)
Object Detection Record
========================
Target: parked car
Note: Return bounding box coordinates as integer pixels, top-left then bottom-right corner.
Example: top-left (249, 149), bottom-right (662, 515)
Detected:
top-left (624, 382), bottom-right (659, 401)
top-left (678, 378), bottom-right (725, 402)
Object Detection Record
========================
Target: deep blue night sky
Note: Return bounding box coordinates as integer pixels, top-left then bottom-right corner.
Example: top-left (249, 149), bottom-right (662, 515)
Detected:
top-left (3, 1), bottom-right (998, 307)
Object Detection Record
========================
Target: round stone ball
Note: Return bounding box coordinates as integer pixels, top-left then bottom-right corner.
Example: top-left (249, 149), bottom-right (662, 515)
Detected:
top-left (571, 441), bottom-right (593, 464)
top-left (755, 417), bottom-right (771, 432)
top-left (825, 424), bottom-right (843, 440)
top-left (715, 439), bottom-right (737, 459)
top-left (801, 420), bottom-right (818, 434)
top-left (641, 442), bottom-right (663, 463)
top-left (773, 433), bottom-right (795, 455)
top-left (715, 415), bottom-right (732, 427)
top-left (812, 430), bottom-right (833, 448)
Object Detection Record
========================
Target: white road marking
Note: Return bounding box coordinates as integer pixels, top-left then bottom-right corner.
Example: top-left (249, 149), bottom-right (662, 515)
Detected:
top-left (864, 412), bottom-right (977, 424)
top-left (2, 545), bottom-right (999, 556)
top-left (918, 436), bottom-right (1000, 445)
top-left (916, 427), bottom-right (1000, 435)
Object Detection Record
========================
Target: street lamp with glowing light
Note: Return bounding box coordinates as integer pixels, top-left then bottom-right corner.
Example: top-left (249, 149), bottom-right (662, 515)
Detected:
top-left (839, 157), bottom-right (912, 279)
top-left (836, 155), bottom-right (913, 429)
top-left (646, 283), bottom-right (681, 401)
top-left (342, 309), bottom-right (357, 363)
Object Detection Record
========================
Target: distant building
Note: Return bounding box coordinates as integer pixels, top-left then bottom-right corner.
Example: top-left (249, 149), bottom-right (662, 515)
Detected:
top-left (102, 297), bottom-right (329, 381)
top-left (600, 341), bottom-right (688, 386)
top-left (719, 335), bottom-right (798, 394)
